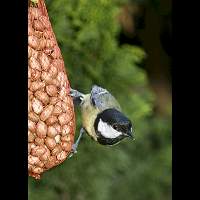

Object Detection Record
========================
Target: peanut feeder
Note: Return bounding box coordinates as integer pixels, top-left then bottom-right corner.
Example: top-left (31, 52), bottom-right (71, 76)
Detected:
top-left (28, 0), bottom-right (75, 179)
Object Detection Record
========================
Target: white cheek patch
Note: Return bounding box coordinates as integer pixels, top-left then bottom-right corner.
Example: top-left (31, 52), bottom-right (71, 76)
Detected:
top-left (98, 119), bottom-right (122, 139)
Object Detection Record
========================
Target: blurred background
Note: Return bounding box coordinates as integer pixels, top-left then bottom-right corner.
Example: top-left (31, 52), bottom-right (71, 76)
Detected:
top-left (29, 0), bottom-right (172, 199)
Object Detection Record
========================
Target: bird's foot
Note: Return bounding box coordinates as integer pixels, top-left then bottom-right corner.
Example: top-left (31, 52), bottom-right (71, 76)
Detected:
top-left (69, 88), bottom-right (82, 98)
top-left (69, 88), bottom-right (84, 106)
top-left (68, 144), bottom-right (78, 158)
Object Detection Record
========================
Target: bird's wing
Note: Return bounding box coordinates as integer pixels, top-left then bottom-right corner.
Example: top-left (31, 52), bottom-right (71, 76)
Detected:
top-left (90, 85), bottom-right (121, 111)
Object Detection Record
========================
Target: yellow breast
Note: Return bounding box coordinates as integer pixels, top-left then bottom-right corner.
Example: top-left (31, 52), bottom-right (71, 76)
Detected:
top-left (81, 95), bottom-right (100, 141)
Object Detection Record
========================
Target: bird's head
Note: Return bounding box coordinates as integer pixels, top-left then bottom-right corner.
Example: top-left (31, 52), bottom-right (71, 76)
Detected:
top-left (94, 108), bottom-right (134, 145)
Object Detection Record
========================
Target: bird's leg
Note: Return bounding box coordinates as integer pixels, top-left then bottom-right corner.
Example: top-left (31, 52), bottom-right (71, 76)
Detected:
top-left (72, 127), bottom-right (85, 152)
top-left (69, 127), bottom-right (85, 158)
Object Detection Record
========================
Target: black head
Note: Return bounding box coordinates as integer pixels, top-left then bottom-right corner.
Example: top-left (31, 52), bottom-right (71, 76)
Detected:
top-left (94, 108), bottom-right (134, 145)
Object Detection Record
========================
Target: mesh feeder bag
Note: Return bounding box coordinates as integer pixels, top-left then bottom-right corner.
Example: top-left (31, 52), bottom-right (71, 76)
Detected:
top-left (28, 0), bottom-right (75, 179)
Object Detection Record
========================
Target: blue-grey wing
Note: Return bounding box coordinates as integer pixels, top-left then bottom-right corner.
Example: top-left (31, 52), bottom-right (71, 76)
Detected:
top-left (90, 85), bottom-right (121, 111)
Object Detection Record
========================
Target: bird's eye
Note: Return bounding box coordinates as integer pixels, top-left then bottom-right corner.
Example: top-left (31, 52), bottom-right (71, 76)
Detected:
top-left (113, 124), bottom-right (118, 130)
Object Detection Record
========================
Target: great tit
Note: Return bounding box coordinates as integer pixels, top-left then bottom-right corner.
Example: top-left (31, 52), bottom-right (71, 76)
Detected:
top-left (69, 85), bottom-right (134, 156)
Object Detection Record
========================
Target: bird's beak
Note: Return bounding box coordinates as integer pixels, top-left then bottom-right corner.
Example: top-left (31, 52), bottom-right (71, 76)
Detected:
top-left (124, 131), bottom-right (134, 140)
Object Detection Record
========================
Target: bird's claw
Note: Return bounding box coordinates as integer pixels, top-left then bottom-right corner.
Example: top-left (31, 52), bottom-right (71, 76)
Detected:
top-left (68, 144), bottom-right (78, 158)
top-left (69, 88), bottom-right (78, 97)
top-left (72, 144), bottom-right (78, 153)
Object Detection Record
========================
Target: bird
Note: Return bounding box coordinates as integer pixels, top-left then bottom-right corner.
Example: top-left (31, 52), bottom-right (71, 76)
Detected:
top-left (69, 85), bottom-right (134, 156)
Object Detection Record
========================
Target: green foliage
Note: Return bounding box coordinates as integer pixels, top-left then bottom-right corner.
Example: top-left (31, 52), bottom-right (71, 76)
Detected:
top-left (29, 0), bottom-right (171, 200)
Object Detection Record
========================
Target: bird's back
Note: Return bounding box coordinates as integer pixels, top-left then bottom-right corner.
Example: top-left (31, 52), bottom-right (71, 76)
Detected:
top-left (90, 85), bottom-right (121, 112)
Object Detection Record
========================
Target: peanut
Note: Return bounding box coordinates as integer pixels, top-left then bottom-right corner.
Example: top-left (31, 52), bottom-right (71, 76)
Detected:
top-left (46, 85), bottom-right (58, 97)
top-left (45, 137), bottom-right (56, 150)
top-left (36, 121), bottom-right (47, 138)
top-left (35, 90), bottom-right (49, 105)
top-left (32, 98), bottom-right (43, 114)
top-left (47, 126), bottom-right (58, 138)
top-left (40, 105), bottom-right (54, 121)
